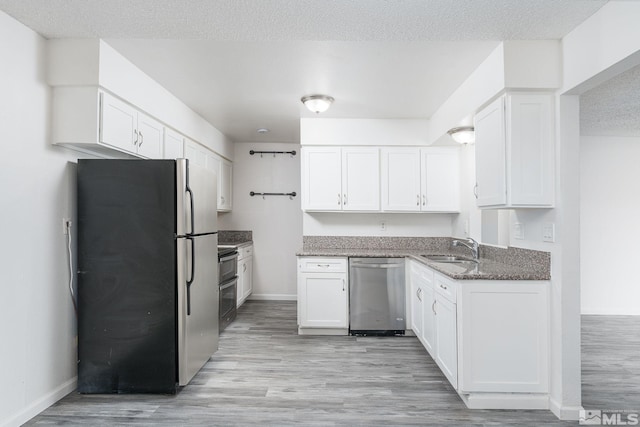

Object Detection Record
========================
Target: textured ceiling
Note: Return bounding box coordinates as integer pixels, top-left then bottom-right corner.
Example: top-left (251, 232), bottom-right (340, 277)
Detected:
top-left (0, 0), bottom-right (612, 142)
top-left (0, 0), bottom-right (608, 41)
top-left (580, 64), bottom-right (640, 137)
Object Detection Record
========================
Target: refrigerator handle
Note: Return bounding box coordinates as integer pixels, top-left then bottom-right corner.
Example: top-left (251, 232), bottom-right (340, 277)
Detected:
top-left (186, 185), bottom-right (195, 235)
top-left (186, 236), bottom-right (195, 315)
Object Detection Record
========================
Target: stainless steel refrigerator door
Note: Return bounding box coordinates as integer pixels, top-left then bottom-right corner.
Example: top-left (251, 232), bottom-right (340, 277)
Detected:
top-left (176, 159), bottom-right (218, 236)
top-left (349, 258), bottom-right (406, 331)
top-left (177, 233), bottom-right (219, 386)
top-left (176, 158), bottom-right (219, 386)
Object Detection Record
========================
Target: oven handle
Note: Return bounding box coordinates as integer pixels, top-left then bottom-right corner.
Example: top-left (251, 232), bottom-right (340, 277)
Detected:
top-left (219, 253), bottom-right (238, 263)
top-left (220, 278), bottom-right (237, 290)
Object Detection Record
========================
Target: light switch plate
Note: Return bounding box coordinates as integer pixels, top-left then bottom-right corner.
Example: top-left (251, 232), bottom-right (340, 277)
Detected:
top-left (542, 223), bottom-right (555, 242)
top-left (514, 222), bottom-right (524, 240)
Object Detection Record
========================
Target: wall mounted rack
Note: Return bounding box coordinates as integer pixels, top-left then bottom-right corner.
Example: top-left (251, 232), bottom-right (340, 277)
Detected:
top-left (249, 150), bottom-right (297, 157)
top-left (249, 191), bottom-right (297, 199)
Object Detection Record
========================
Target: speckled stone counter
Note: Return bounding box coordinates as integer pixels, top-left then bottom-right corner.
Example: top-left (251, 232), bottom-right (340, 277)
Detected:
top-left (219, 230), bottom-right (252, 246)
top-left (297, 236), bottom-right (550, 281)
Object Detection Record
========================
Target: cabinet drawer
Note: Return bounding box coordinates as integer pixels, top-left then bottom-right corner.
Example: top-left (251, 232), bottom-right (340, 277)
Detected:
top-left (410, 260), bottom-right (434, 282)
top-left (298, 257), bottom-right (347, 273)
top-left (434, 273), bottom-right (457, 303)
top-left (238, 244), bottom-right (253, 259)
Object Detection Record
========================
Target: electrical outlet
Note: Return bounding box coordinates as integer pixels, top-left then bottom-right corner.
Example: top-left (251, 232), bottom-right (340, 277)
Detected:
top-left (542, 222), bottom-right (555, 243)
top-left (380, 221), bottom-right (386, 232)
top-left (514, 222), bottom-right (524, 240)
top-left (62, 218), bottom-right (71, 235)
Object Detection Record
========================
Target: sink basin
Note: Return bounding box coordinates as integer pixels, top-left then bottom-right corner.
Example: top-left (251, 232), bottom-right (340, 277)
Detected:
top-left (422, 255), bottom-right (477, 264)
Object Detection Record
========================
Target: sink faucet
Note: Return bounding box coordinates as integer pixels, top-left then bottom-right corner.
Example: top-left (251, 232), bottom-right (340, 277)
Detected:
top-left (452, 237), bottom-right (479, 260)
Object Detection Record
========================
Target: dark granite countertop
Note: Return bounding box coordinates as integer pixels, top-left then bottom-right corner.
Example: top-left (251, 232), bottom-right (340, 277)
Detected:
top-left (219, 240), bottom-right (253, 247)
top-left (296, 248), bottom-right (549, 281)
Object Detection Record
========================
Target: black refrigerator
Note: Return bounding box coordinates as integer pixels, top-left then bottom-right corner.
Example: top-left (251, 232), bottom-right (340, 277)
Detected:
top-left (77, 159), bottom-right (218, 393)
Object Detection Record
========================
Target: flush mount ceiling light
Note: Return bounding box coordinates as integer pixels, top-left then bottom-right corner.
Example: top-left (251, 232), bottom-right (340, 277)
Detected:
top-left (301, 94), bottom-right (334, 114)
top-left (447, 126), bottom-right (475, 144)
top-left (257, 128), bottom-right (270, 134)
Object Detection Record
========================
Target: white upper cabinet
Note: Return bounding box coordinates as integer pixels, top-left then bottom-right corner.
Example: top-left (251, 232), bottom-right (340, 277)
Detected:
top-left (381, 147), bottom-right (460, 212)
top-left (163, 128), bottom-right (184, 159)
top-left (302, 147), bottom-right (379, 211)
top-left (100, 92), bottom-right (162, 159)
top-left (302, 147), bottom-right (343, 211)
top-left (381, 148), bottom-right (422, 211)
top-left (474, 93), bottom-right (555, 209)
top-left (421, 148), bottom-right (460, 212)
top-left (218, 159), bottom-right (233, 212)
top-left (185, 139), bottom-right (232, 212)
top-left (341, 147), bottom-right (380, 211)
top-left (184, 138), bottom-right (207, 167)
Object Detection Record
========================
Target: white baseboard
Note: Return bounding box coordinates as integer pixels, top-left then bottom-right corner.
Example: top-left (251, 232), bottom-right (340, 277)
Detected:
top-left (248, 293), bottom-right (297, 301)
top-left (549, 397), bottom-right (583, 420)
top-left (581, 308), bottom-right (640, 315)
top-left (459, 392), bottom-right (549, 410)
top-left (3, 376), bottom-right (77, 427)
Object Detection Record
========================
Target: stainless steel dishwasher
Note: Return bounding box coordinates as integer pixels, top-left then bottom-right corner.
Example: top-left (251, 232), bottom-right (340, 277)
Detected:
top-left (349, 258), bottom-right (405, 336)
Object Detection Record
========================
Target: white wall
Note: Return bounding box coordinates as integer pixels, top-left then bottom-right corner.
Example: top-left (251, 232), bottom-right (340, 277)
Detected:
top-left (301, 118), bottom-right (430, 146)
top-left (580, 136), bottom-right (640, 315)
top-left (303, 212), bottom-right (453, 237)
top-left (218, 143), bottom-right (302, 300)
top-left (47, 39), bottom-right (234, 160)
top-left (0, 11), bottom-right (86, 426)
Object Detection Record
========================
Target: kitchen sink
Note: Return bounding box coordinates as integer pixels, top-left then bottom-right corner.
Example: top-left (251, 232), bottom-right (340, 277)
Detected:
top-left (422, 255), bottom-right (477, 264)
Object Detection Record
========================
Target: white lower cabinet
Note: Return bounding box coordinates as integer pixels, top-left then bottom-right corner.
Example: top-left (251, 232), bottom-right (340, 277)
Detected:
top-left (297, 257), bottom-right (348, 335)
top-left (408, 259), bottom-right (550, 409)
top-left (434, 275), bottom-right (458, 388)
top-left (236, 244), bottom-right (253, 307)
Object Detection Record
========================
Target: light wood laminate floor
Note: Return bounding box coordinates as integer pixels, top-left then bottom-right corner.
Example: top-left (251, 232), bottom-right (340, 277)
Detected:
top-left (26, 301), bottom-right (639, 426)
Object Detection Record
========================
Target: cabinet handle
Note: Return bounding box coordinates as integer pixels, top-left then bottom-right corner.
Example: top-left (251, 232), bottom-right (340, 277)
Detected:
top-left (473, 183), bottom-right (478, 199)
top-left (342, 279), bottom-right (345, 291)
top-left (416, 195), bottom-right (420, 206)
top-left (139, 131), bottom-right (144, 147)
top-left (343, 194), bottom-right (347, 205)
top-left (243, 264), bottom-right (247, 272)
top-left (317, 264), bottom-right (330, 268)
top-left (422, 195), bottom-right (426, 206)
top-left (432, 300), bottom-right (437, 315)
top-left (337, 193), bottom-right (341, 206)
top-left (221, 196), bottom-right (225, 204)
top-left (133, 129), bottom-right (139, 146)
top-left (417, 288), bottom-right (422, 302)
top-left (440, 284), bottom-right (448, 291)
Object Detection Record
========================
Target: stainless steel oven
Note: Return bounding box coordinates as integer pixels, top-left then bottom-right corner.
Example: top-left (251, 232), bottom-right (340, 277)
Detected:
top-left (218, 246), bottom-right (238, 331)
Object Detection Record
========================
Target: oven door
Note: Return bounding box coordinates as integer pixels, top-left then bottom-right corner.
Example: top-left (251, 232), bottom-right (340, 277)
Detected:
top-left (219, 252), bottom-right (238, 283)
top-left (219, 277), bottom-right (237, 331)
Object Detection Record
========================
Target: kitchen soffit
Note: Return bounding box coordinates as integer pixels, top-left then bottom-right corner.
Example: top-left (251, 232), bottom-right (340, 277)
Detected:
top-left (0, 0), bottom-right (609, 143)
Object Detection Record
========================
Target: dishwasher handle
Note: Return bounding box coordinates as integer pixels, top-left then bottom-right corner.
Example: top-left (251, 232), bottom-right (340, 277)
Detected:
top-left (350, 263), bottom-right (404, 269)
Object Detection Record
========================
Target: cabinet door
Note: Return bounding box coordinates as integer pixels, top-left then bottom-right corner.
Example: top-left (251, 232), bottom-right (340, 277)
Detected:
top-left (184, 139), bottom-right (206, 167)
top-left (421, 277), bottom-right (436, 356)
top-left (136, 112), bottom-right (163, 159)
top-left (298, 272), bottom-right (348, 328)
top-left (475, 96), bottom-right (507, 207)
top-left (219, 159), bottom-right (233, 211)
top-left (164, 128), bottom-right (184, 159)
top-left (410, 280), bottom-right (423, 339)
top-left (342, 147), bottom-right (380, 211)
top-left (302, 147), bottom-right (342, 211)
top-left (243, 256), bottom-right (253, 300)
top-left (421, 148), bottom-right (460, 212)
top-left (435, 295), bottom-right (458, 388)
top-left (381, 148), bottom-right (421, 211)
top-left (100, 92), bottom-right (137, 153)
top-left (507, 94), bottom-right (554, 206)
